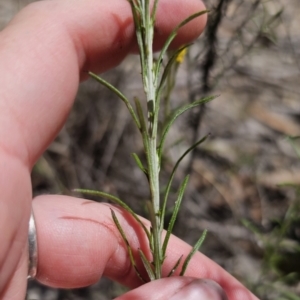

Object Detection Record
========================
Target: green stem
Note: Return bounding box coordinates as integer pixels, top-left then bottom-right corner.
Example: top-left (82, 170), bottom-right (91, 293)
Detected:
top-left (144, 5), bottom-right (156, 136)
top-left (143, 0), bottom-right (162, 279)
top-left (147, 137), bottom-right (162, 278)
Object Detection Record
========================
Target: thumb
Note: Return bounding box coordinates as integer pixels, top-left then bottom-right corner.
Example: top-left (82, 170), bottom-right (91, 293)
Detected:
top-left (115, 277), bottom-right (228, 300)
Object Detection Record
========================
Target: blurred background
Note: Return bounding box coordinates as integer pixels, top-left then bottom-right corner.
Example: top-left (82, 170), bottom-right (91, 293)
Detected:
top-left (1, 0), bottom-right (300, 299)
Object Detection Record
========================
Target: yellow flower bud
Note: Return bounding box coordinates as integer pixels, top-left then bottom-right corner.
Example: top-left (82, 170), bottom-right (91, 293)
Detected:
top-left (176, 48), bottom-right (187, 63)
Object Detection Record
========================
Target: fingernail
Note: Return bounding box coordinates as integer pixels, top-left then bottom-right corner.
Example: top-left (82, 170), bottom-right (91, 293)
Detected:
top-left (170, 279), bottom-right (228, 300)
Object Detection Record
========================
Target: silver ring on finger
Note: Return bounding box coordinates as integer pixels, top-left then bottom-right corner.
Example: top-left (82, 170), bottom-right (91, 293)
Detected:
top-left (28, 210), bottom-right (38, 279)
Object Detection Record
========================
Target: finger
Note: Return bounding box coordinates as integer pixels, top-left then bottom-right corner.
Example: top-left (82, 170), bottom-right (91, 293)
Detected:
top-left (0, 155), bottom-right (31, 295)
top-left (32, 195), bottom-right (258, 300)
top-left (0, 248), bottom-right (28, 299)
top-left (115, 278), bottom-right (227, 300)
top-left (0, 0), bottom-right (207, 168)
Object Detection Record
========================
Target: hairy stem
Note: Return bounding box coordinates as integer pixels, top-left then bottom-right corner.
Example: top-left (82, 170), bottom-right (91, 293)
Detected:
top-left (143, 1), bottom-right (162, 279)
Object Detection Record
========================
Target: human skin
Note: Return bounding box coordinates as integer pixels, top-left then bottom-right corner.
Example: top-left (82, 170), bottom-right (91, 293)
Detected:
top-left (0, 0), bottom-right (259, 299)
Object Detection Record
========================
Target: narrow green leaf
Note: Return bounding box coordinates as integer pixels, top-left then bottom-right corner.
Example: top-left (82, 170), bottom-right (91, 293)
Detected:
top-left (151, 0), bottom-right (159, 21)
top-left (157, 44), bottom-right (191, 99)
top-left (167, 255), bottom-right (183, 277)
top-left (138, 248), bottom-right (156, 281)
top-left (149, 227), bottom-right (154, 254)
top-left (160, 135), bottom-right (210, 231)
top-left (162, 175), bottom-right (190, 259)
top-left (277, 183), bottom-right (300, 188)
top-left (134, 97), bottom-right (151, 163)
top-left (158, 95), bottom-right (217, 161)
top-left (89, 72), bottom-right (140, 129)
top-left (147, 99), bottom-right (155, 136)
top-left (127, 0), bottom-right (141, 14)
top-left (180, 229), bottom-right (207, 276)
top-left (265, 8), bottom-right (284, 27)
top-left (127, 1), bottom-right (147, 85)
top-left (73, 189), bottom-right (150, 239)
top-left (134, 97), bottom-right (147, 134)
top-left (111, 209), bottom-right (146, 283)
top-left (146, 200), bottom-right (156, 226)
top-left (287, 136), bottom-right (300, 160)
top-left (279, 290), bottom-right (300, 300)
top-left (155, 10), bottom-right (209, 81)
top-left (241, 219), bottom-right (262, 236)
top-left (132, 153), bottom-right (148, 175)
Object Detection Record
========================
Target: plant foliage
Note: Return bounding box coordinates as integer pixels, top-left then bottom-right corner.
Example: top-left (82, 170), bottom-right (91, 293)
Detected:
top-left (77, 0), bottom-right (210, 281)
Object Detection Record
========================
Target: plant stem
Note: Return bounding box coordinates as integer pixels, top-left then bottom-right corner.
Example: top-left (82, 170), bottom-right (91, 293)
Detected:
top-left (143, 0), bottom-right (162, 279)
top-left (128, 0), bottom-right (208, 281)
top-left (147, 139), bottom-right (162, 278)
top-left (87, 0), bottom-right (209, 283)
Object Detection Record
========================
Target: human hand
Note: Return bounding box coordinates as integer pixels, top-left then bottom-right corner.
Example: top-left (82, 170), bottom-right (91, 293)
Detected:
top-left (0, 0), bottom-right (258, 299)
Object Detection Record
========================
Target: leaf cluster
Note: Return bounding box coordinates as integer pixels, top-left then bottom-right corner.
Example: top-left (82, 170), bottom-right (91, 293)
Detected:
top-left (78, 1), bottom-right (211, 281)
